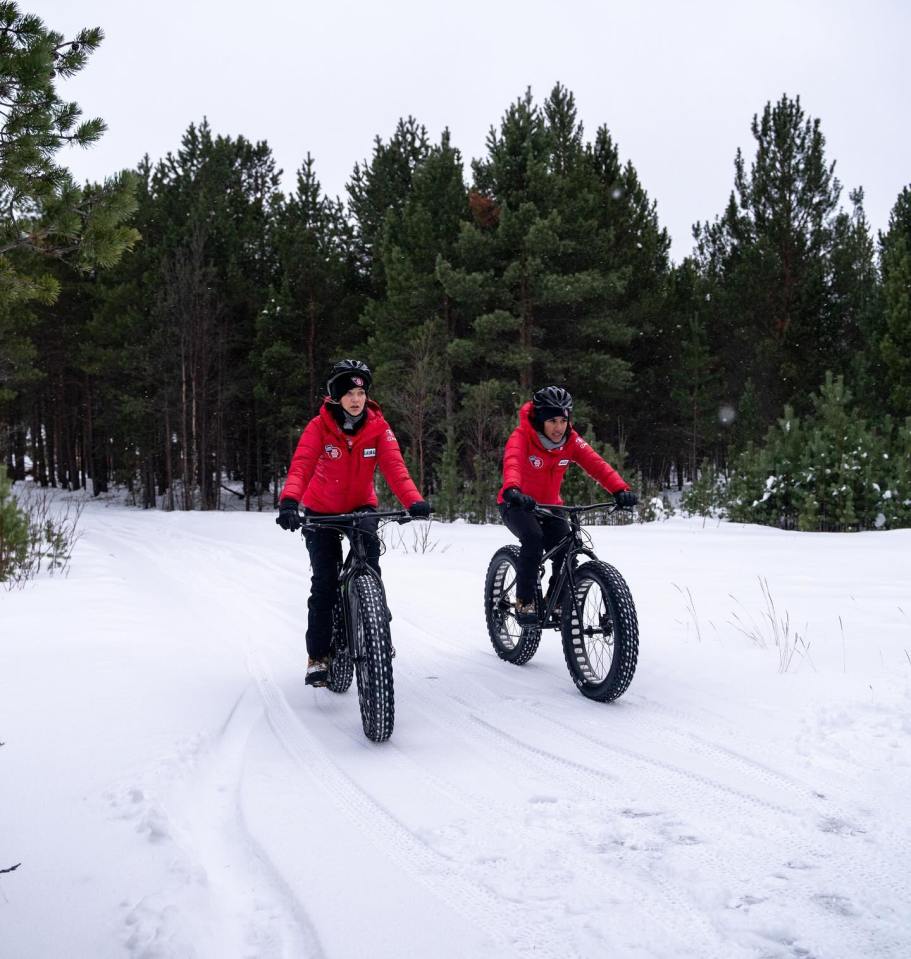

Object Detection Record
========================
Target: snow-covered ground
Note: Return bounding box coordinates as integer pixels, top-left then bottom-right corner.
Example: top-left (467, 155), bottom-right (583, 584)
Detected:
top-left (1, 499), bottom-right (910, 958)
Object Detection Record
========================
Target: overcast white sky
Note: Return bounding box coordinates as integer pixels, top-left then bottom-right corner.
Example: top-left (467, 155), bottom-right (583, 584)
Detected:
top-left (38, 0), bottom-right (910, 261)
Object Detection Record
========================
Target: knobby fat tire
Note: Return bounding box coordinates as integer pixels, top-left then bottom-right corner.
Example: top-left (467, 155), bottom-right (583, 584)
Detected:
top-left (484, 545), bottom-right (542, 666)
top-left (326, 600), bottom-right (354, 694)
top-left (351, 572), bottom-right (396, 742)
top-left (560, 560), bottom-right (638, 702)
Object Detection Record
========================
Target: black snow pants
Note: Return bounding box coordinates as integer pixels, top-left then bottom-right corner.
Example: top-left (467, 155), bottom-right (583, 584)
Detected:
top-left (499, 503), bottom-right (571, 604)
top-left (303, 507), bottom-right (380, 658)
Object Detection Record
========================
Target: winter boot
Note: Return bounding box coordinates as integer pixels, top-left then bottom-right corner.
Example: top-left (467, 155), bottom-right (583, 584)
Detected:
top-left (306, 656), bottom-right (330, 687)
top-left (515, 599), bottom-right (538, 626)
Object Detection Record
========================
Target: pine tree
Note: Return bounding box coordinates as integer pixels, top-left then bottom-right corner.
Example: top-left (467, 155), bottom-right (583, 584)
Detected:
top-left (829, 188), bottom-right (881, 416)
top-left (361, 129), bottom-right (470, 494)
top-left (878, 186), bottom-right (911, 418)
top-left (0, 4), bottom-right (138, 477)
top-left (446, 86), bottom-right (635, 403)
top-left (347, 117), bottom-right (430, 296)
top-left (586, 124), bottom-right (671, 469)
top-left (254, 153), bottom-right (359, 500)
top-left (0, 4), bottom-right (138, 298)
top-left (694, 95), bottom-right (845, 427)
top-left (150, 122), bottom-right (282, 508)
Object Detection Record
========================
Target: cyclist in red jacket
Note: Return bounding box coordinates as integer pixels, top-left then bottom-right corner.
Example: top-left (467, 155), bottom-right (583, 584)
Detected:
top-left (498, 386), bottom-right (637, 625)
top-left (276, 359), bottom-right (430, 685)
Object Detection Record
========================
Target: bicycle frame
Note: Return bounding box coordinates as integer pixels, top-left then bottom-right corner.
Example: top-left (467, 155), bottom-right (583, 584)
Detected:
top-left (298, 510), bottom-right (409, 659)
top-left (532, 502), bottom-right (626, 628)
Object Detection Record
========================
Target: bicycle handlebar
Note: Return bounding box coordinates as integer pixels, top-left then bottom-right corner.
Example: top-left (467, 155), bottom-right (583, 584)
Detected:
top-left (298, 509), bottom-right (409, 525)
top-left (297, 508), bottom-right (435, 527)
top-left (533, 501), bottom-right (625, 516)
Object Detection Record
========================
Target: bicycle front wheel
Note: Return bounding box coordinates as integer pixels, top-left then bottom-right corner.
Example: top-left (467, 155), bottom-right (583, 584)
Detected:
top-left (561, 561), bottom-right (638, 702)
top-left (483, 546), bottom-right (542, 665)
top-left (351, 572), bottom-right (395, 742)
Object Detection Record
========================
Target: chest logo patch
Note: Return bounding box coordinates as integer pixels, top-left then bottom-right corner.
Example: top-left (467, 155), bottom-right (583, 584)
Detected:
top-left (363, 448), bottom-right (377, 458)
top-left (529, 455), bottom-right (543, 469)
top-left (324, 444), bottom-right (341, 460)
top-left (558, 458), bottom-right (570, 467)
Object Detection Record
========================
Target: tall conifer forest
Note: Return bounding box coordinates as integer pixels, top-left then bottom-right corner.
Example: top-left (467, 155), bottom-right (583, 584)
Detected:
top-left (2, 6), bottom-right (909, 527)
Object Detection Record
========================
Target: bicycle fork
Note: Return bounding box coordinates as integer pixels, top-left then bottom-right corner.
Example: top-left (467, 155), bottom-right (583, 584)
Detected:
top-left (339, 566), bottom-right (388, 661)
top-left (540, 537), bottom-right (597, 631)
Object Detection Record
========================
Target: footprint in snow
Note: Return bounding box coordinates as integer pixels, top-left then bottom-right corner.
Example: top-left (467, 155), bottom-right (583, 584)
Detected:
top-left (818, 816), bottom-right (865, 836)
top-left (812, 893), bottom-right (859, 917)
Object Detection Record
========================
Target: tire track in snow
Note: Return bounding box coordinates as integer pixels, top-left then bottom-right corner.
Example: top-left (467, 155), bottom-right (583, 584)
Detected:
top-left (107, 517), bottom-right (909, 958)
top-left (162, 682), bottom-right (326, 959)
top-left (628, 692), bottom-right (846, 800)
top-left (627, 692), bottom-right (911, 874)
top-left (93, 525), bottom-right (325, 957)
top-left (387, 667), bottom-right (729, 957)
top-left (258, 641), bottom-right (607, 955)
top-left (515, 701), bottom-right (909, 959)
top-left (395, 617), bottom-right (748, 952)
top-left (248, 648), bottom-right (547, 958)
top-left (391, 620), bottom-right (900, 958)
top-left (259, 638), bottom-right (738, 958)
top-left (387, 646), bottom-right (738, 957)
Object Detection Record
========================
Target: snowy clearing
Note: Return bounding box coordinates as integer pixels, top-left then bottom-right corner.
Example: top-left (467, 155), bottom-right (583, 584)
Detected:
top-left (1, 500), bottom-right (910, 958)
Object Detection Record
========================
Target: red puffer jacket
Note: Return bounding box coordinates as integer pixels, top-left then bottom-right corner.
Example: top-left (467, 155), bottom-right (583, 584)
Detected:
top-left (280, 400), bottom-right (421, 513)
top-left (497, 402), bottom-right (629, 505)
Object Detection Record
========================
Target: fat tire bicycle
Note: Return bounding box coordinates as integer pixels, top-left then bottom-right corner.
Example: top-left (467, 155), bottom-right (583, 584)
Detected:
top-left (298, 509), bottom-right (416, 743)
top-left (484, 502), bottom-right (639, 702)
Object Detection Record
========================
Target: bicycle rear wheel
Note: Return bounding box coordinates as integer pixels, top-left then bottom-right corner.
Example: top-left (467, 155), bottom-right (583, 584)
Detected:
top-left (561, 561), bottom-right (638, 701)
top-left (351, 572), bottom-right (395, 742)
top-left (326, 599), bottom-right (354, 694)
top-left (483, 546), bottom-right (542, 665)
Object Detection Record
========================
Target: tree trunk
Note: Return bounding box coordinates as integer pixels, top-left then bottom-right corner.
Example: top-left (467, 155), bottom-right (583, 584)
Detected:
top-left (47, 393), bottom-right (58, 487)
top-left (181, 350), bottom-right (191, 510)
top-left (164, 400), bottom-right (174, 511)
top-left (33, 401), bottom-right (47, 486)
top-left (11, 416), bottom-right (26, 481)
top-left (244, 412), bottom-right (252, 512)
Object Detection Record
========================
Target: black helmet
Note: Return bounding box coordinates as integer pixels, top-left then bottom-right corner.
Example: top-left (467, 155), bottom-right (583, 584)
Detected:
top-left (532, 385), bottom-right (573, 420)
top-left (326, 359), bottom-right (372, 401)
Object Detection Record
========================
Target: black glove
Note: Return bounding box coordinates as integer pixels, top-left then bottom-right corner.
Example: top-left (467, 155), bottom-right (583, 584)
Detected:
top-left (614, 490), bottom-right (638, 509)
top-left (408, 499), bottom-right (432, 518)
top-left (504, 487), bottom-right (536, 511)
top-left (276, 498), bottom-right (302, 531)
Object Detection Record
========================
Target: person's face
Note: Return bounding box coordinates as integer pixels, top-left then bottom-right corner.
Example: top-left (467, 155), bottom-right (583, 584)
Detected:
top-left (340, 387), bottom-right (367, 415)
top-left (543, 416), bottom-right (568, 443)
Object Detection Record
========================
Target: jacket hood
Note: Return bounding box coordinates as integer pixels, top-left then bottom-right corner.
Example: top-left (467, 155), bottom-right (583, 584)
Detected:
top-left (517, 400), bottom-right (571, 451)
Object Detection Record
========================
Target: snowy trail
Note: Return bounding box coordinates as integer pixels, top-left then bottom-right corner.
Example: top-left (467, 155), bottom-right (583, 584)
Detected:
top-left (1, 504), bottom-right (910, 958)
